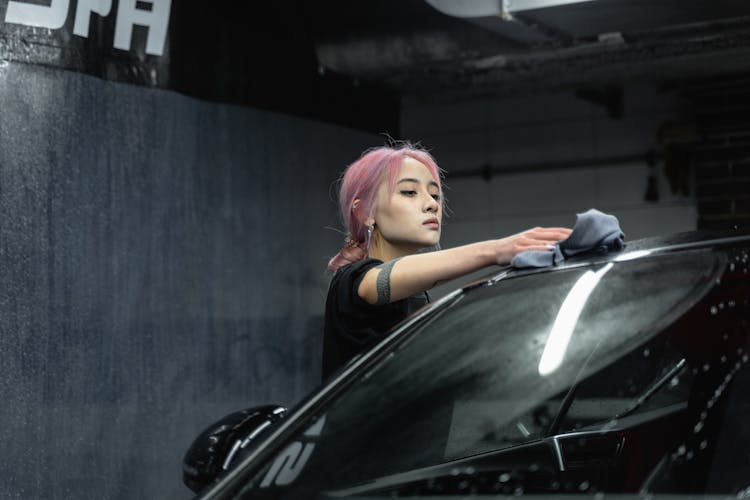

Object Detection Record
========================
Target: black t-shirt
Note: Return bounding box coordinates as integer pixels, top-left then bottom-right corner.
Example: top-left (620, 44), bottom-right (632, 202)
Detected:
top-left (322, 258), bottom-right (430, 380)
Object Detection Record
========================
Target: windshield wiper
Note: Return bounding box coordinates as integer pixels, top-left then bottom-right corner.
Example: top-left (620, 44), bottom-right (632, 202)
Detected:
top-left (615, 358), bottom-right (687, 420)
top-left (546, 357), bottom-right (686, 436)
top-left (546, 383), bottom-right (579, 437)
top-left (318, 439), bottom-right (560, 498)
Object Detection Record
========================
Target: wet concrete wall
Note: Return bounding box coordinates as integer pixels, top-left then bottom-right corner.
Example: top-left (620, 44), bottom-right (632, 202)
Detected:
top-left (0, 62), bottom-right (376, 499)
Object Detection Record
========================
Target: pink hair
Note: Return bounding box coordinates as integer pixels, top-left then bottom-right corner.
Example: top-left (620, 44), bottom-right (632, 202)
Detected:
top-left (327, 144), bottom-right (443, 272)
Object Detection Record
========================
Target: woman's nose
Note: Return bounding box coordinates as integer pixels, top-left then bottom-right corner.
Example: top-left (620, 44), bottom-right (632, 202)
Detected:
top-left (424, 193), bottom-right (439, 212)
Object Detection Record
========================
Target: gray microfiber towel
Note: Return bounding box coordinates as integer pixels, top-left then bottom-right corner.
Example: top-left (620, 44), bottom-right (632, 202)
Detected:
top-left (511, 208), bottom-right (625, 268)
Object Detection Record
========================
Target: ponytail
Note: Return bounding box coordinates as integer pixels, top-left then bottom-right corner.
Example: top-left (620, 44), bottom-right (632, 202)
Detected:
top-left (327, 239), bottom-right (367, 272)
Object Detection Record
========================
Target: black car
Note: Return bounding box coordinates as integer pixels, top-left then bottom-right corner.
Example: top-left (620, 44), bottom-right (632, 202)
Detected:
top-left (185, 229), bottom-right (750, 499)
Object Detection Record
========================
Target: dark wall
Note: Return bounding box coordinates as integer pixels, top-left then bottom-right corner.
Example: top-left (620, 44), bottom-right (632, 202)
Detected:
top-left (0, 62), bottom-right (376, 499)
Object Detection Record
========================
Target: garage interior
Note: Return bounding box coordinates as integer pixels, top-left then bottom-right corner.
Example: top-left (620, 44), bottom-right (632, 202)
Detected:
top-left (1, 1), bottom-right (749, 498)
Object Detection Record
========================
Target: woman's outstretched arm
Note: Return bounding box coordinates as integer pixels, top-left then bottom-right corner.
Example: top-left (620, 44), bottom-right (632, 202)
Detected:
top-left (357, 227), bottom-right (572, 305)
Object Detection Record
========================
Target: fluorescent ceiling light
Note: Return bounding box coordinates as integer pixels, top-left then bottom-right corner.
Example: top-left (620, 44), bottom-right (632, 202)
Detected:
top-left (506, 0), bottom-right (599, 13)
top-left (425, 0), bottom-right (599, 19)
top-left (538, 262), bottom-right (613, 376)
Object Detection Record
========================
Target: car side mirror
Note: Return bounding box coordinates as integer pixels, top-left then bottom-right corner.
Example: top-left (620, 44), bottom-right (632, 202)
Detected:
top-left (182, 404), bottom-right (287, 493)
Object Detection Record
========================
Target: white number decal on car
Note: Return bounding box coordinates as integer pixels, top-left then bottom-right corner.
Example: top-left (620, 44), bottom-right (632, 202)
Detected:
top-left (260, 416), bottom-right (326, 488)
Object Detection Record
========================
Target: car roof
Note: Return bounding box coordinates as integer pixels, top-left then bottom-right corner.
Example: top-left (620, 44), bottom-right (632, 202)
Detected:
top-left (461, 229), bottom-right (750, 291)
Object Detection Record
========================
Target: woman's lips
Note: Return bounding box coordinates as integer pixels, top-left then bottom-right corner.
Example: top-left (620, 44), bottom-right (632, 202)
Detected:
top-left (423, 219), bottom-right (440, 230)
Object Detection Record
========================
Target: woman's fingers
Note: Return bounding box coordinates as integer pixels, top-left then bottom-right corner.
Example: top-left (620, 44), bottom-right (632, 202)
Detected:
top-left (520, 244), bottom-right (556, 252)
top-left (525, 227), bottom-right (572, 242)
top-left (531, 227), bottom-right (571, 237)
top-left (511, 238), bottom-right (556, 254)
top-left (496, 226), bottom-right (572, 263)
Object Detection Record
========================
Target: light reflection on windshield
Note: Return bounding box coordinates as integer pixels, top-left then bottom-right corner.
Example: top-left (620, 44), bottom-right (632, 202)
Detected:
top-left (538, 262), bottom-right (614, 376)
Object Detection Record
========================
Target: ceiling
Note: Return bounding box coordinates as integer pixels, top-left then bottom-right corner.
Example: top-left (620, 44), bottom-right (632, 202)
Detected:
top-left (157, 0), bottom-right (750, 132)
top-left (307, 0), bottom-right (750, 107)
top-left (4, 0), bottom-right (749, 132)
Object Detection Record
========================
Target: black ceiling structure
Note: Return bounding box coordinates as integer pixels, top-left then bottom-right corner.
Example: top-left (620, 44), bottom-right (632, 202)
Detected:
top-left (313, 1), bottom-right (750, 108)
top-left (221, 0), bottom-right (750, 131)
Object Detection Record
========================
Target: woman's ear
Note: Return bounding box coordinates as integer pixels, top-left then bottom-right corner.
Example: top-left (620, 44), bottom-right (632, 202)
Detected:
top-left (352, 199), bottom-right (373, 224)
top-left (351, 199), bottom-right (362, 219)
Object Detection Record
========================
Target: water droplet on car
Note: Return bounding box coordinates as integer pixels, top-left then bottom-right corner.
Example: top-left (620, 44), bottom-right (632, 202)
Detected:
top-left (551, 481), bottom-right (560, 491)
top-left (465, 466), bottom-right (475, 475)
top-left (514, 486), bottom-right (524, 496)
top-left (730, 263), bottom-right (736, 271)
top-left (670, 377), bottom-right (679, 387)
top-left (694, 421), bottom-right (704, 433)
top-left (677, 444), bottom-right (687, 455)
top-left (723, 333), bottom-right (729, 341)
top-left (729, 300), bottom-right (736, 307)
top-left (710, 306), bottom-right (718, 315)
top-left (743, 354), bottom-right (749, 363)
top-left (686, 450), bottom-right (694, 460)
top-left (579, 481), bottom-right (590, 491)
top-left (702, 363), bottom-right (711, 372)
top-left (458, 480), bottom-right (469, 491)
top-left (643, 348), bottom-right (650, 357)
top-left (719, 302), bottom-right (725, 309)
top-left (700, 440), bottom-right (708, 450)
top-left (528, 463), bottom-right (539, 472)
top-left (721, 355), bottom-right (727, 363)
top-left (450, 468), bottom-right (460, 476)
top-left (499, 473), bottom-right (511, 483)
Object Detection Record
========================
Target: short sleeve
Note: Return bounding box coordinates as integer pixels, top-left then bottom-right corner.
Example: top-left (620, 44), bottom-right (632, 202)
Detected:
top-left (322, 258), bottom-right (413, 379)
top-left (328, 258), bottom-right (386, 345)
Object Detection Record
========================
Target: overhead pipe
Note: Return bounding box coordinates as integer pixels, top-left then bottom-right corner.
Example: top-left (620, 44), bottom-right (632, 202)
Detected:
top-left (445, 150), bottom-right (661, 181)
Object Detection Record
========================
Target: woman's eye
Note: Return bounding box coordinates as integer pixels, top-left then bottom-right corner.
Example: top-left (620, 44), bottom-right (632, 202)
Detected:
top-left (431, 194), bottom-right (441, 201)
top-left (400, 190), bottom-right (417, 196)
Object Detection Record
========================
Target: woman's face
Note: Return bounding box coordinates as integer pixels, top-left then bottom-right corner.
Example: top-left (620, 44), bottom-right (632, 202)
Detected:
top-left (372, 156), bottom-right (442, 254)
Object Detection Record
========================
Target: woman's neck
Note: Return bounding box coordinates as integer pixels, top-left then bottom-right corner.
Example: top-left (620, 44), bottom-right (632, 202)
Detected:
top-left (368, 233), bottom-right (418, 262)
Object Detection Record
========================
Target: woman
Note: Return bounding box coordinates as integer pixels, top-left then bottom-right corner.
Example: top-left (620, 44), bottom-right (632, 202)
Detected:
top-left (322, 144), bottom-right (571, 379)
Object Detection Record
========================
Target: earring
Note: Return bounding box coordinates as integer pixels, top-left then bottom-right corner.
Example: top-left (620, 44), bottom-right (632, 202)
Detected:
top-left (366, 224), bottom-right (374, 247)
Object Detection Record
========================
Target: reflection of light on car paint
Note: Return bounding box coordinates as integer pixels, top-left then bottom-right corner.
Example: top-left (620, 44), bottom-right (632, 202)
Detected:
top-left (538, 263), bottom-right (614, 376)
top-left (613, 249), bottom-right (652, 262)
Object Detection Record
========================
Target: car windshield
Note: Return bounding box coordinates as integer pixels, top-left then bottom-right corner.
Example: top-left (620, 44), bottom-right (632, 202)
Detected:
top-left (232, 247), bottom-right (750, 499)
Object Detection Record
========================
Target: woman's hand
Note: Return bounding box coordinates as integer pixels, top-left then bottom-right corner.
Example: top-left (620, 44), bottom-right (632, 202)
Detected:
top-left (494, 227), bottom-right (572, 265)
